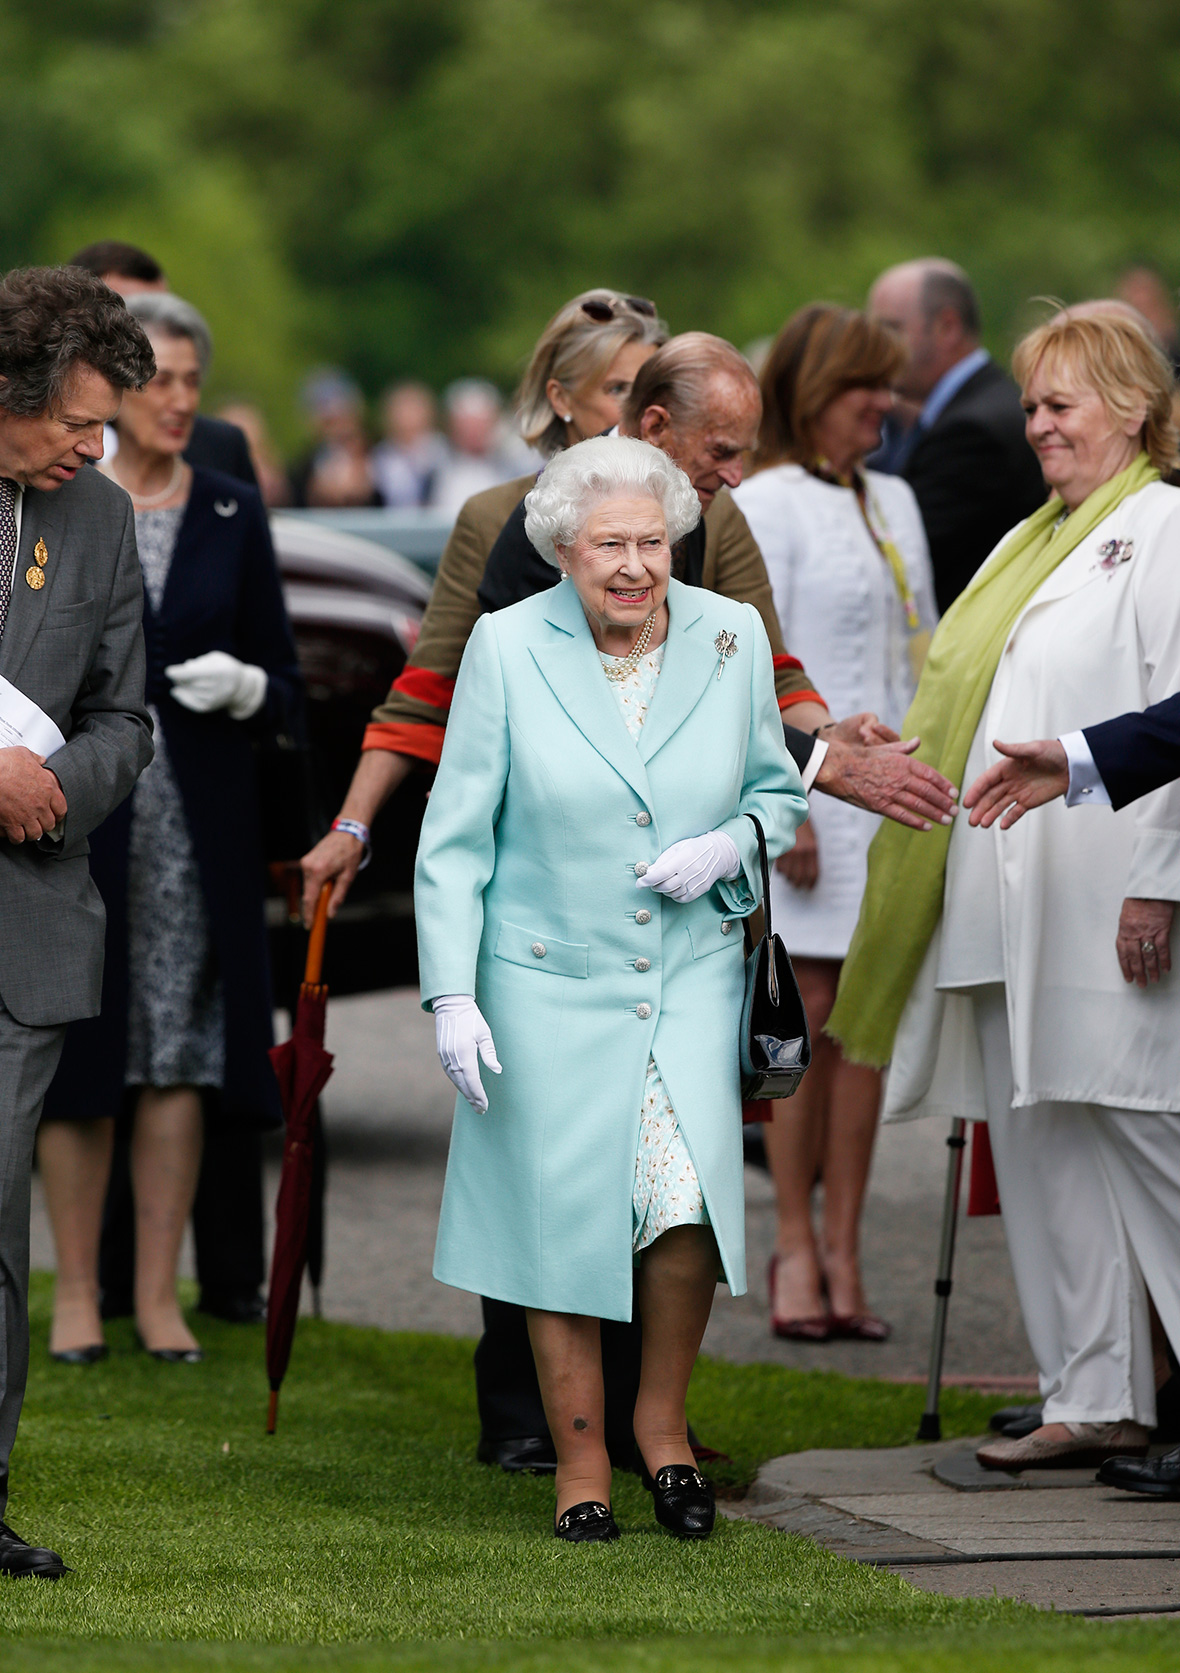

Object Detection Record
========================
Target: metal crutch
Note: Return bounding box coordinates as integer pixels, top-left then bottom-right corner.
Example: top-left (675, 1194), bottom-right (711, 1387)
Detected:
top-left (916, 1117), bottom-right (967, 1441)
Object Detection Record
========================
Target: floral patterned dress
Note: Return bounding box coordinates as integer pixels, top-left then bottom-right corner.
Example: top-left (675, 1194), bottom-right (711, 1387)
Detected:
top-left (600, 642), bottom-right (710, 1254)
top-left (124, 505), bottom-right (226, 1090)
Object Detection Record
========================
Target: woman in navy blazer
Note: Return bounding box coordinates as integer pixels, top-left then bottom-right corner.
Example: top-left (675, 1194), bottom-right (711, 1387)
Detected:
top-left (38, 294), bottom-right (301, 1364)
top-left (416, 438), bottom-right (806, 1541)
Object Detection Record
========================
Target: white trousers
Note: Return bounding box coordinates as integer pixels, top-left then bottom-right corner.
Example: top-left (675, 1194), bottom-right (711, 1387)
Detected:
top-left (973, 984), bottom-right (1180, 1427)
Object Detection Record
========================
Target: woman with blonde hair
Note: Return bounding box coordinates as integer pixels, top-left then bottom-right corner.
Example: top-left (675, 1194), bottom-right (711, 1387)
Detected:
top-left (830, 306), bottom-right (1180, 1470)
top-left (734, 305), bottom-right (936, 1341)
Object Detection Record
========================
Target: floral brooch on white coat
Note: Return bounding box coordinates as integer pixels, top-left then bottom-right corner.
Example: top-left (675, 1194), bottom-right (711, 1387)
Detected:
top-left (1094, 537), bottom-right (1134, 574)
top-left (713, 629), bottom-right (738, 679)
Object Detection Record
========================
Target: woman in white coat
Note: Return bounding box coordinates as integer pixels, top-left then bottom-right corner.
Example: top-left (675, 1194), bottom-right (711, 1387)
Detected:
top-left (830, 308), bottom-right (1180, 1470)
top-left (415, 437), bottom-right (806, 1540)
top-left (734, 306), bottom-right (936, 1342)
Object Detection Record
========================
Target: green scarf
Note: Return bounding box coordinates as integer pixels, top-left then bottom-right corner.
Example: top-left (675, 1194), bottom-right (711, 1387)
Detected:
top-left (827, 452), bottom-right (1159, 1067)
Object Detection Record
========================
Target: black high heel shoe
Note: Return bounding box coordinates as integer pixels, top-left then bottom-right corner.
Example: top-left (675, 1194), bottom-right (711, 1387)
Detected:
top-left (554, 1501), bottom-right (620, 1543)
top-left (642, 1463), bottom-right (715, 1539)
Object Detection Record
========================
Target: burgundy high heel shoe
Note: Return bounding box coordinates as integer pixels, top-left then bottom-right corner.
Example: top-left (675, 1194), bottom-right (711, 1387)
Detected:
top-left (767, 1253), bottom-right (831, 1341)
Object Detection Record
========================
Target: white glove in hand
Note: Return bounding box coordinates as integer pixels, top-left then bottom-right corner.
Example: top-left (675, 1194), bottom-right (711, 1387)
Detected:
top-left (432, 994), bottom-right (502, 1113)
top-left (636, 830), bottom-right (741, 904)
top-left (165, 651), bottom-right (268, 719)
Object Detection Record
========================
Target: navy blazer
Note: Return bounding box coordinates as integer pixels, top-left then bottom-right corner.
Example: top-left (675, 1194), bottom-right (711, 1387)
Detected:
top-left (43, 466), bottom-right (302, 1129)
top-left (1084, 694), bottom-right (1180, 812)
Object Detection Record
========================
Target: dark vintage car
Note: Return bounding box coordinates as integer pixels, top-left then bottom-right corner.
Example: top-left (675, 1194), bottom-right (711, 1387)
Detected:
top-left (268, 515), bottom-right (433, 999)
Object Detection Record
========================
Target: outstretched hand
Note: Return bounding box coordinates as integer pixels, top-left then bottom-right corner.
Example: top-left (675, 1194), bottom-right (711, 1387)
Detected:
top-left (815, 736), bottom-right (957, 831)
top-left (963, 739), bottom-right (1069, 829)
top-left (825, 711), bottom-right (902, 748)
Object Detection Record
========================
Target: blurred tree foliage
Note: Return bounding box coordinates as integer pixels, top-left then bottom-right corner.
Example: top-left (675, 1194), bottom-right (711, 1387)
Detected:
top-left (3, 0), bottom-right (1179, 445)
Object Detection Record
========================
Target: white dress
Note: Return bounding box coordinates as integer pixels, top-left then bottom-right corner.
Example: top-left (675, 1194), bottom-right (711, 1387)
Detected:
top-left (599, 641), bottom-right (710, 1255)
top-left (733, 465), bottom-right (936, 958)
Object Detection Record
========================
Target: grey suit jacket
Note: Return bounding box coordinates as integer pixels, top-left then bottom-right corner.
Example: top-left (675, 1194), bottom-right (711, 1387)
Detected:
top-left (0, 467), bottom-right (153, 1026)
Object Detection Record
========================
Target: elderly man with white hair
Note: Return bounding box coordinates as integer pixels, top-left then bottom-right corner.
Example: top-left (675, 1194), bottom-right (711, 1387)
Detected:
top-left (415, 436), bottom-right (807, 1542)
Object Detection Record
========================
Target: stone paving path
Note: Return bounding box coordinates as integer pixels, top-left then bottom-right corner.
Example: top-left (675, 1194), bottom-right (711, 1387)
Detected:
top-left (727, 1440), bottom-right (1180, 1614)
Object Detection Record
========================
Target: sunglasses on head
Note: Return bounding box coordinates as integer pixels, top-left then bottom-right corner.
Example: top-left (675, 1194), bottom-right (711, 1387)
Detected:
top-left (580, 295), bottom-right (658, 323)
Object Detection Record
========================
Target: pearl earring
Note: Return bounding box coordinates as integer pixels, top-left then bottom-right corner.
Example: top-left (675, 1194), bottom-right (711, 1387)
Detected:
top-left (561, 414), bottom-right (572, 424)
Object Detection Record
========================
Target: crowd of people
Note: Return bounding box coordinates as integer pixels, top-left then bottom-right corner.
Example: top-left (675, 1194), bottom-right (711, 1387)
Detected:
top-left (2, 238), bottom-right (1180, 1574)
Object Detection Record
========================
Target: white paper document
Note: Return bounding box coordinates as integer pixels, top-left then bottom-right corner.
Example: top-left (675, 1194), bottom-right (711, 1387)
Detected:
top-left (0, 674), bottom-right (66, 759)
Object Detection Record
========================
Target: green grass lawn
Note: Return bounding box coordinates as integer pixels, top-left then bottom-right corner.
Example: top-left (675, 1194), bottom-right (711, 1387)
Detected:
top-left (1, 1274), bottom-right (1175, 1671)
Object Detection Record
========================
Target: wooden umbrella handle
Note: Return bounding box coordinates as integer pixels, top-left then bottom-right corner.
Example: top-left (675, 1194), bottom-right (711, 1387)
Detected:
top-left (304, 882), bottom-right (332, 987)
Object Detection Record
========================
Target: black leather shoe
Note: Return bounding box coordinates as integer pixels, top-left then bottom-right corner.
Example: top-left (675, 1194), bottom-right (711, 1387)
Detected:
top-left (49, 1344), bottom-right (108, 1366)
top-left (196, 1289), bottom-right (266, 1324)
top-left (643, 1463), bottom-right (715, 1539)
top-left (145, 1346), bottom-right (204, 1364)
top-left (476, 1434), bottom-right (558, 1474)
top-left (1098, 1448), bottom-right (1180, 1498)
top-left (0, 1522), bottom-right (68, 1578)
top-left (989, 1403), bottom-right (1042, 1436)
top-left (554, 1501), bottom-right (619, 1543)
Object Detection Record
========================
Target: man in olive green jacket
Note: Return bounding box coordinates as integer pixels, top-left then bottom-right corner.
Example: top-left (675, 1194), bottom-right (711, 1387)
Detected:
top-left (302, 334), bottom-right (956, 922)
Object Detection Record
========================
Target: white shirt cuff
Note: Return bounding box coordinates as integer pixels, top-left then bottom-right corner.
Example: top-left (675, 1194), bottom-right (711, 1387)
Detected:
top-left (1061, 730), bottom-right (1111, 807)
top-left (801, 736), bottom-right (827, 795)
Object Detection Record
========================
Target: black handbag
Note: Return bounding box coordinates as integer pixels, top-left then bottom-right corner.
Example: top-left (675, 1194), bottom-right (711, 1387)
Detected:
top-left (739, 813), bottom-right (811, 1099)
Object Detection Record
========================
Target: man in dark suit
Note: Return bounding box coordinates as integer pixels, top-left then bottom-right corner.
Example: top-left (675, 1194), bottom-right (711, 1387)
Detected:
top-left (0, 267), bottom-right (155, 1575)
top-left (869, 259), bottom-right (1046, 611)
top-left (68, 242), bottom-right (265, 1325)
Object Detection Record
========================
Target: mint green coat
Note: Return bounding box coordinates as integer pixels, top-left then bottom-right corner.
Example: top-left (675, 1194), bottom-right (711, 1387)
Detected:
top-left (415, 577), bottom-right (808, 1321)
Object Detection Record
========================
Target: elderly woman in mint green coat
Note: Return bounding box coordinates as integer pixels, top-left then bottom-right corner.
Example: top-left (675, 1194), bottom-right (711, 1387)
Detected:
top-left (415, 436), bottom-right (806, 1544)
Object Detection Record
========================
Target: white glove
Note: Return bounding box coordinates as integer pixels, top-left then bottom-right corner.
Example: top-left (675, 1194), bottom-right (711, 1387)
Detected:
top-left (432, 994), bottom-right (502, 1113)
top-left (165, 651), bottom-right (268, 719)
top-left (636, 830), bottom-right (741, 904)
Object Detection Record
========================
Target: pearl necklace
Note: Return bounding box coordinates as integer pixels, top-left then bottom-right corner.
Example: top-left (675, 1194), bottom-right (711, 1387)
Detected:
top-left (599, 612), bottom-right (657, 681)
top-left (113, 455), bottom-right (185, 508)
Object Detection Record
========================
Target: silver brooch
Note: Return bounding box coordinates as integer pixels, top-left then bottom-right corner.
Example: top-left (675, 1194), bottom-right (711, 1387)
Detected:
top-left (213, 498), bottom-right (239, 518)
top-left (1095, 537), bottom-right (1133, 573)
top-left (714, 629), bottom-right (738, 679)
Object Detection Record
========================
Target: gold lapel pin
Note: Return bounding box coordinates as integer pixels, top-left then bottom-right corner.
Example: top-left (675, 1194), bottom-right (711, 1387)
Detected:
top-left (25, 566), bottom-right (44, 590)
top-left (34, 538), bottom-right (47, 567)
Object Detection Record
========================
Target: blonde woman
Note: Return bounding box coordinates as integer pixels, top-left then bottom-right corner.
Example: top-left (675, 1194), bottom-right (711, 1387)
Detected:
top-left (831, 307), bottom-right (1180, 1471)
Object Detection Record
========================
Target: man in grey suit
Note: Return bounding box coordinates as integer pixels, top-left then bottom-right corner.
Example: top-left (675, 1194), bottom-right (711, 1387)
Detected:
top-left (0, 267), bottom-right (155, 1577)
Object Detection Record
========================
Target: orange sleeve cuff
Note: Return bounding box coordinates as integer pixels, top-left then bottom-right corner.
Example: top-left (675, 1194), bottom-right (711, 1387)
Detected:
top-left (778, 689), bottom-right (826, 712)
top-left (362, 721), bottom-right (445, 765)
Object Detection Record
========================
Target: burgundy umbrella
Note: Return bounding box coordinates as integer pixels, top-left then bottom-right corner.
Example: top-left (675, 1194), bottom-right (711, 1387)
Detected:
top-left (265, 882), bottom-right (335, 1433)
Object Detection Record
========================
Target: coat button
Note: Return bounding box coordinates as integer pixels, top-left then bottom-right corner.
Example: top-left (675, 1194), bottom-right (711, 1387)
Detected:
top-left (635, 811), bottom-right (651, 826)
top-left (720, 921), bottom-right (733, 935)
top-left (635, 957), bottom-right (651, 972)
top-left (636, 1003), bottom-right (652, 1020)
top-left (531, 942), bottom-right (546, 958)
top-left (634, 861), bottom-right (649, 876)
top-left (635, 909), bottom-right (651, 924)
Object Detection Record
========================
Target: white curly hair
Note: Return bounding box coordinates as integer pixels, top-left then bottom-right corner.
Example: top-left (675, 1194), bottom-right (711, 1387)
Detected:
top-left (523, 435), bottom-right (700, 567)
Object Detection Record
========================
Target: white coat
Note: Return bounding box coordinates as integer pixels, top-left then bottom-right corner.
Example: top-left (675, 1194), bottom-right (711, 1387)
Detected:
top-left (886, 479), bottom-right (1180, 1124)
top-left (733, 465), bottom-right (936, 958)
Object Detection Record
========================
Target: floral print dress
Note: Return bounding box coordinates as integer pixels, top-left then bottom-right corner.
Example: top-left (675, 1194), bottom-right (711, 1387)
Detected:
top-left (600, 642), bottom-right (710, 1254)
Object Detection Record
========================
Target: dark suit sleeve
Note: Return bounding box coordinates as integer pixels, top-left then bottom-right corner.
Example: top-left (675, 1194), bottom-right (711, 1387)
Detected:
top-left (1084, 693), bottom-right (1180, 811)
top-left (232, 489), bottom-right (304, 739)
top-left (44, 495), bottom-right (153, 847)
top-left (782, 724), bottom-right (817, 778)
top-left (477, 499), bottom-right (560, 614)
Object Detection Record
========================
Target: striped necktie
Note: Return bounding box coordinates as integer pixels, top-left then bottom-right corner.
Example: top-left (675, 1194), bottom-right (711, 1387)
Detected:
top-left (0, 479), bottom-right (16, 642)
